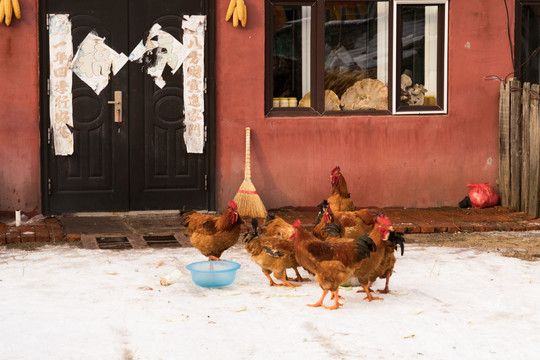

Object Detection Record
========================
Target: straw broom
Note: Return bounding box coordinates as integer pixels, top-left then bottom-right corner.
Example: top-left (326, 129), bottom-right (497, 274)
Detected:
top-left (233, 127), bottom-right (267, 218)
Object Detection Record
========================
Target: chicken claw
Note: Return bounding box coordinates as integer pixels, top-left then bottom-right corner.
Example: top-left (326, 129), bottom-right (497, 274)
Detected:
top-left (359, 285), bottom-right (383, 301)
top-left (278, 276), bottom-right (301, 288)
top-left (377, 275), bottom-right (392, 293)
top-left (262, 271), bottom-right (282, 287)
top-left (324, 290), bottom-right (343, 310)
top-left (308, 290), bottom-right (329, 308)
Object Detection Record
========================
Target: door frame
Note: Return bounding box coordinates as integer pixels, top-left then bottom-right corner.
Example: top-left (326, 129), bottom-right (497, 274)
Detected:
top-left (38, 0), bottom-right (216, 215)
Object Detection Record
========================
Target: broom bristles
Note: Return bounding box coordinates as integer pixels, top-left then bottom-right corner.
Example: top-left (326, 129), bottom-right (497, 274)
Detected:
top-left (233, 178), bottom-right (267, 218)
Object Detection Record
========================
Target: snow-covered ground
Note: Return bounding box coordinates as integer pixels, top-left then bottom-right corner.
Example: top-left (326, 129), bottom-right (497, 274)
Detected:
top-left (0, 243), bottom-right (539, 360)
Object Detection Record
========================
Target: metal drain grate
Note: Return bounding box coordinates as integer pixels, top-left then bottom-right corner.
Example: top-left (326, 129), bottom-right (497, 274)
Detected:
top-left (96, 236), bottom-right (133, 250)
top-left (143, 235), bottom-right (182, 248)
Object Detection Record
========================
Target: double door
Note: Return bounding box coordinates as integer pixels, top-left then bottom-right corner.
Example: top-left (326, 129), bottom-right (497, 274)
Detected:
top-left (42, 0), bottom-right (213, 213)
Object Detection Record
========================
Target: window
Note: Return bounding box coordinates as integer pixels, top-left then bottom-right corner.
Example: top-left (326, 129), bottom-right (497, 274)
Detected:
top-left (265, 0), bottom-right (448, 116)
top-left (515, 1), bottom-right (540, 84)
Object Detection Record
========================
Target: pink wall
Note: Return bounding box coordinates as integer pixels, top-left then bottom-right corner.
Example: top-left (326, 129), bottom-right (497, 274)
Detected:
top-left (0, 0), bottom-right (517, 215)
top-left (215, 0), bottom-right (515, 210)
top-left (0, 0), bottom-right (41, 217)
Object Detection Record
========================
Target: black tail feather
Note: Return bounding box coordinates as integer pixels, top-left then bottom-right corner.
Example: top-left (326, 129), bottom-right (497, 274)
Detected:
top-left (315, 199), bottom-right (329, 225)
top-left (265, 212), bottom-right (276, 222)
top-left (243, 218), bottom-right (259, 243)
top-left (388, 232), bottom-right (405, 256)
top-left (355, 234), bottom-right (377, 261)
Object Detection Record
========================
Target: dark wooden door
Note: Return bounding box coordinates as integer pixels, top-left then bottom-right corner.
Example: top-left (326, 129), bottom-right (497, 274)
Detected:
top-left (42, 0), bottom-right (212, 213)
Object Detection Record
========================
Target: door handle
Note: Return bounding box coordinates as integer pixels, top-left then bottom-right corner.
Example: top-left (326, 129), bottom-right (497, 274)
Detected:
top-left (107, 91), bottom-right (122, 124)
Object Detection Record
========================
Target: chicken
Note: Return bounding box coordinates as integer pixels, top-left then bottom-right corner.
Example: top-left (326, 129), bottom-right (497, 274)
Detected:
top-left (350, 214), bottom-right (395, 301)
top-left (182, 200), bottom-right (243, 260)
top-left (261, 213), bottom-right (309, 282)
top-left (327, 166), bottom-right (355, 211)
top-left (364, 232), bottom-right (405, 293)
top-left (290, 220), bottom-right (377, 310)
top-left (262, 213), bottom-right (295, 239)
top-left (243, 218), bottom-right (300, 288)
top-left (313, 200), bottom-right (377, 240)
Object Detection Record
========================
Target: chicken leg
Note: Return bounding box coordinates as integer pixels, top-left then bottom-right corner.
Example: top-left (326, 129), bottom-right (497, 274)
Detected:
top-left (262, 270), bottom-right (282, 287)
top-left (359, 284), bottom-right (383, 301)
top-left (356, 280), bottom-right (374, 293)
top-left (324, 290), bottom-right (343, 310)
top-left (308, 290), bottom-right (329, 308)
top-left (277, 275), bottom-right (301, 288)
top-left (377, 274), bottom-right (392, 294)
top-left (287, 267), bottom-right (310, 282)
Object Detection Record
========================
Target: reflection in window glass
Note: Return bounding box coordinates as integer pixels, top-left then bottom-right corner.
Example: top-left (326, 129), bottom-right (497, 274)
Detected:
top-left (272, 6), bottom-right (311, 108)
top-left (325, 2), bottom-right (389, 111)
top-left (400, 5), bottom-right (438, 106)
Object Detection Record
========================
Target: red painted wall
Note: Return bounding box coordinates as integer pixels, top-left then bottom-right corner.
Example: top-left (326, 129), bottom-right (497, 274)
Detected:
top-left (215, 0), bottom-right (515, 211)
top-left (0, 0), bottom-right (41, 217)
top-left (0, 1), bottom-right (517, 215)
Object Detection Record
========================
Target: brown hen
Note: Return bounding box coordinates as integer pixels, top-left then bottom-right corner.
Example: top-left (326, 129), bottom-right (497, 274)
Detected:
top-left (291, 220), bottom-right (376, 310)
top-left (244, 218), bottom-right (300, 288)
top-left (182, 200), bottom-right (243, 261)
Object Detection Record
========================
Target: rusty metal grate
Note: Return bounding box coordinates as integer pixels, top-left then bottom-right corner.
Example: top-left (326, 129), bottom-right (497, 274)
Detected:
top-left (143, 234), bottom-right (182, 248)
top-left (96, 236), bottom-right (132, 250)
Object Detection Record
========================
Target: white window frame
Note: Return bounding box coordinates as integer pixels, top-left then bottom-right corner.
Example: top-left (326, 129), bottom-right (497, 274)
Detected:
top-left (392, 0), bottom-right (448, 114)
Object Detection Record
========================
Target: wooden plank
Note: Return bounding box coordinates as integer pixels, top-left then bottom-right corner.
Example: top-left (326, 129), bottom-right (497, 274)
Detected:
top-left (521, 82), bottom-right (531, 212)
top-left (528, 83), bottom-right (540, 218)
top-left (499, 81), bottom-right (511, 207)
top-left (509, 79), bottom-right (522, 211)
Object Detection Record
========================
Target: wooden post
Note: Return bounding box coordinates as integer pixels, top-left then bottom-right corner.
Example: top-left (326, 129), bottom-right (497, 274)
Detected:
top-left (521, 82), bottom-right (531, 213)
top-left (499, 81), bottom-right (511, 208)
top-left (528, 84), bottom-right (540, 218)
top-left (510, 79), bottom-right (522, 211)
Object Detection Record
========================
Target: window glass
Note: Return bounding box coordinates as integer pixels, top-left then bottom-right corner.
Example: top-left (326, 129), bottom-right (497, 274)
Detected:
top-left (325, 2), bottom-right (389, 111)
top-left (400, 5), bottom-right (438, 106)
top-left (272, 5), bottom-right (311, 108)
top-left (520, 5), bottom-right (540, 84)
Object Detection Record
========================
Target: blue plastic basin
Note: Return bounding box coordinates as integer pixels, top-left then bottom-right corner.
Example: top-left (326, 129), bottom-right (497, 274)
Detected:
top-left (186, 260), bottom-right (241, 288)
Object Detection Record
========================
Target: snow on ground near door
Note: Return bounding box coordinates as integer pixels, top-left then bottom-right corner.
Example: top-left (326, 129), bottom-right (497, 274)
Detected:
top-left (0, 244), bottom-right (539, 360)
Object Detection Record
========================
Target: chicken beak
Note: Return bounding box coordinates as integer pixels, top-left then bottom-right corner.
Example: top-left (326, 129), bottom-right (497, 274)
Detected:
top-left (382, 226), bottom-right (394, 241)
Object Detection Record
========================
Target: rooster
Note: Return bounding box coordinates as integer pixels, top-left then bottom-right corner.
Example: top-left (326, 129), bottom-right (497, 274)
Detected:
top-left (313, 200), bottom-right (377, 240)
top-left (363, 232), bottom-right (405, 294)
top-left (290, 220), bottom-right (377, 310)
top-left (261, 213), bottom-right (309, 282)
top-left (350, 214), bottom-right (395, 301)
top-left (327, 166), bottom-right (355, 211)
top-left (244, 218), bottom-right (300, 288)
top-left (182, 200), bottom-right (243, 261)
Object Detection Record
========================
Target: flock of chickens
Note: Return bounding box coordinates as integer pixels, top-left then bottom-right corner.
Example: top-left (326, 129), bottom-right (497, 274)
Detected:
top-left (182, 166), bottom-right (405, 310)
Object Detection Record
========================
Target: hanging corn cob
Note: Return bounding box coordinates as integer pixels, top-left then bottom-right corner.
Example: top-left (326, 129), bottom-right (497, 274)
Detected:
top-left (225, 0), bottom-right (247, 28)
top-left (1, 0), bottom-right (22, 26)
top-left (12, 0), bottom-right (20, 20)
top-left (0, 1), bottom-right (5, 25)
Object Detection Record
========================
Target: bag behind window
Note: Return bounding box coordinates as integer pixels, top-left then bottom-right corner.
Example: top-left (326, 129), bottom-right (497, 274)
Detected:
top-left (466, 183), bottom-right (500, 209)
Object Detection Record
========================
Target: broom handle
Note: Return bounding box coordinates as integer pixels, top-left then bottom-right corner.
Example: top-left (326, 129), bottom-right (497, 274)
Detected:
top-left (245, 127), bottom-right (251, 180)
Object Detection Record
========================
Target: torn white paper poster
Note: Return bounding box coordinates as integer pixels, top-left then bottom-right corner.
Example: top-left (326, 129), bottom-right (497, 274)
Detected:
top-left (71, 32), bottom-right (128, 95)
top-left (48, 14), bottom-right (74, 156)
top-left (128, 23), bottom-right (189, 88)
top-left (182, 15), bottom-right (206, 154)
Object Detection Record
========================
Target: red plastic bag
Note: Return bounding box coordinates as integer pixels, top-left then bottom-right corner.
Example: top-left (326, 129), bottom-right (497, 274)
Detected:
top-left (466, 183), bottom-right (499, 209)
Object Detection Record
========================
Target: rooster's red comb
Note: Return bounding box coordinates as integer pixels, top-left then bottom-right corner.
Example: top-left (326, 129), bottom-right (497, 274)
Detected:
top-left (293, 219), bottom-right (302, 228)
top-left (331, 166), bottom-right (341, 175)
top-left (376, 214), bottom-right (392, 226)
top-left (228, 200), bottom-right (238, 210)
